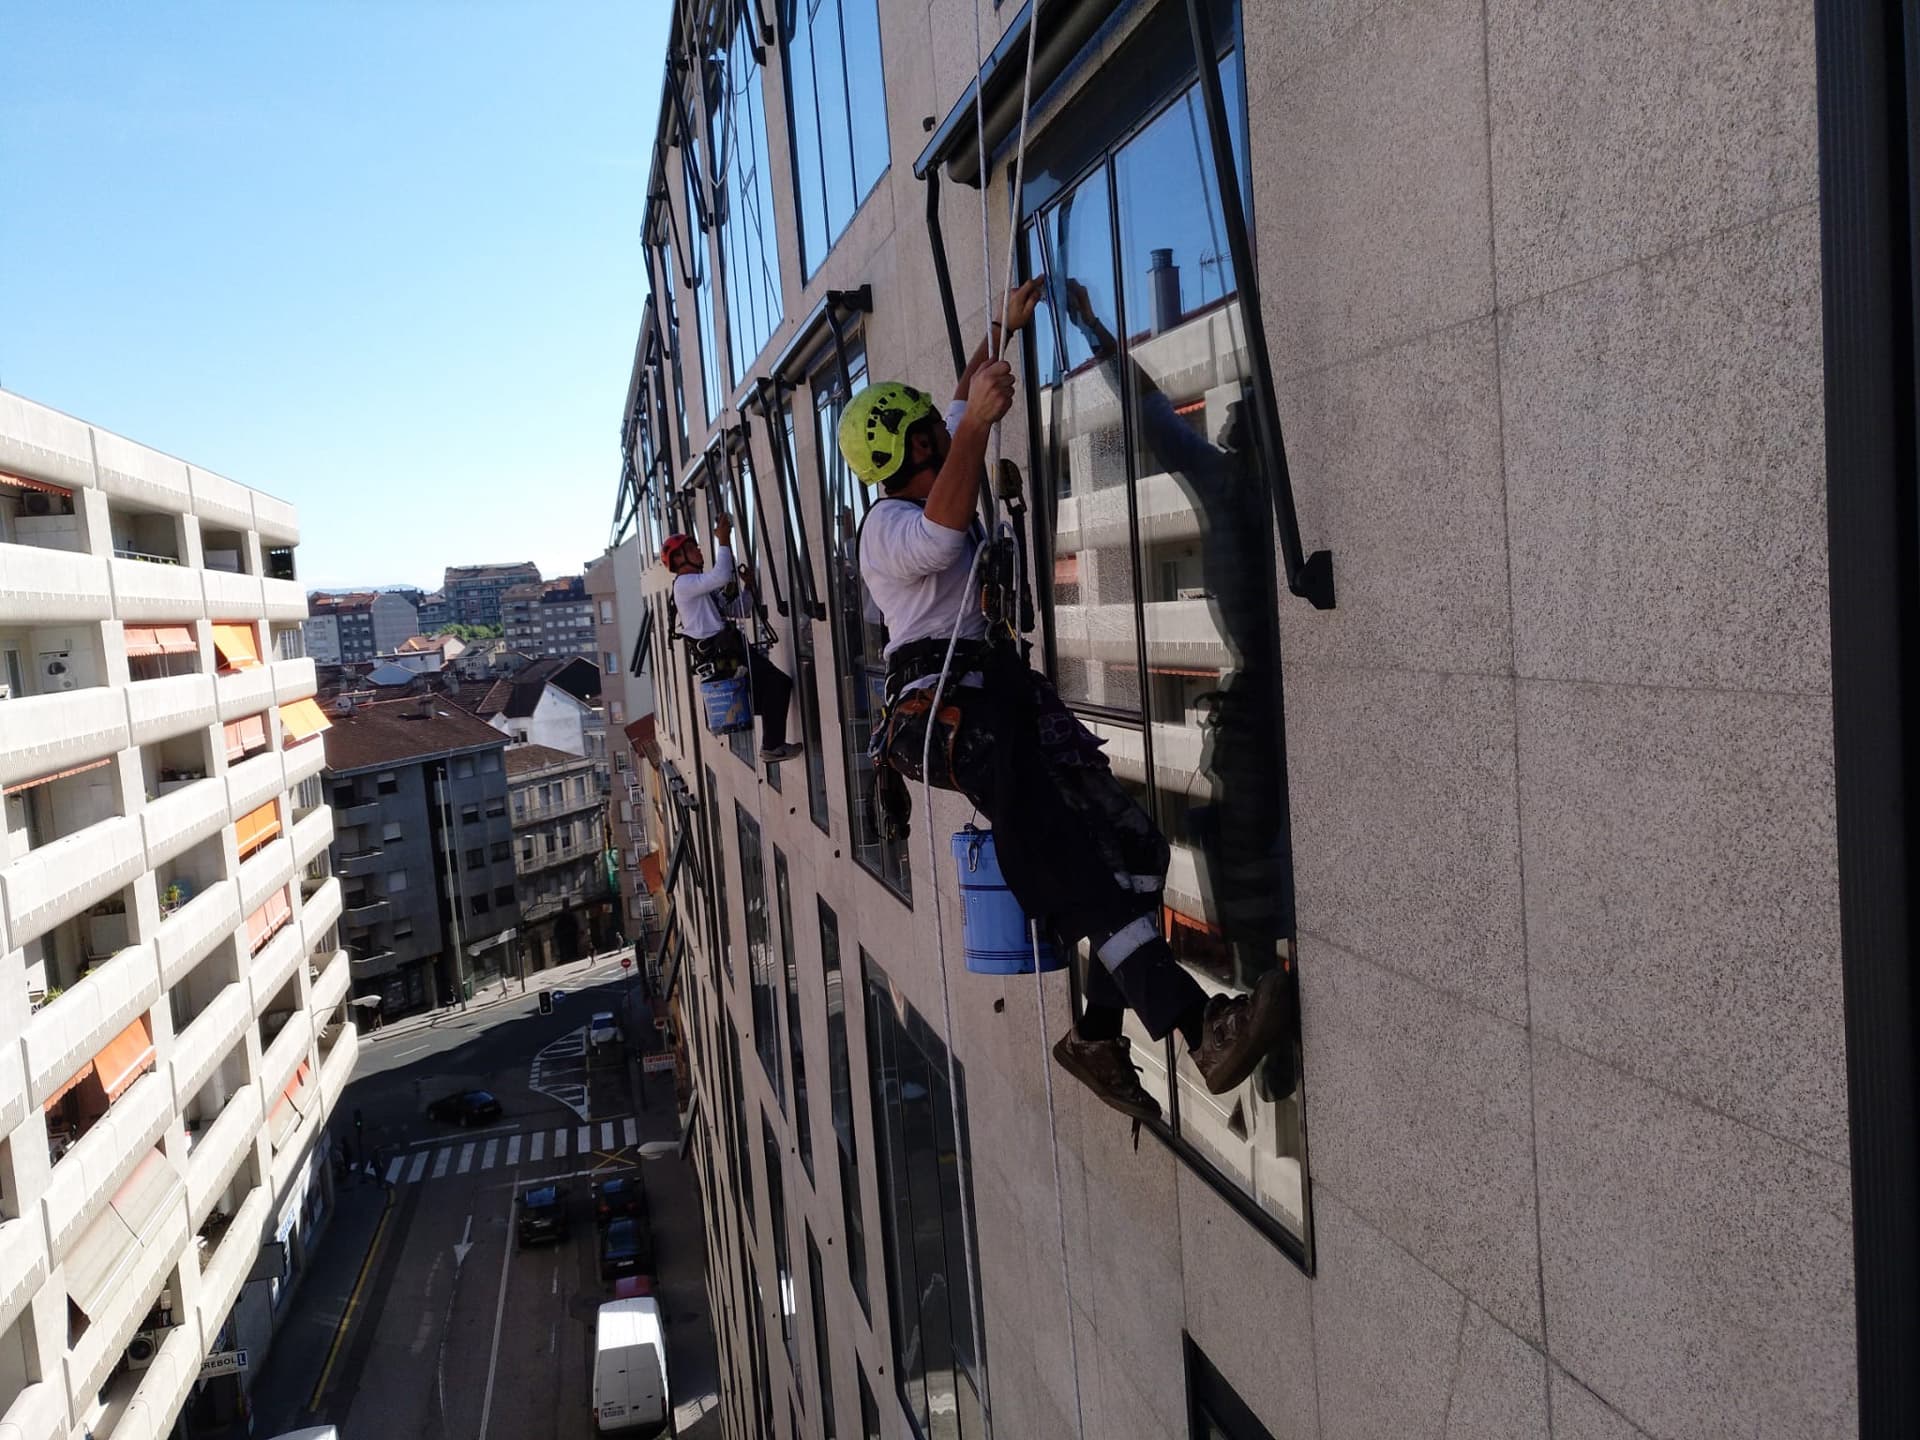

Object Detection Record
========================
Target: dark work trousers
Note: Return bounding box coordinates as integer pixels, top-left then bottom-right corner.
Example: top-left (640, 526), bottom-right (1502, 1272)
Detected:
top-left (884, 649), bottom-right (1208, 1041)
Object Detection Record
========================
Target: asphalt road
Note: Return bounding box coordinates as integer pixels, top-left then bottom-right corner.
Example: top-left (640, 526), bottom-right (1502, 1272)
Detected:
top-left (248, 961), bottom-right (717, 1440)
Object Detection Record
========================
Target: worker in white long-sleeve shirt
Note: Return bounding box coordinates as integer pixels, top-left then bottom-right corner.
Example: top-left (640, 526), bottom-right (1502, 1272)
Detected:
top-left (662, 513), bottom-right (802, 764)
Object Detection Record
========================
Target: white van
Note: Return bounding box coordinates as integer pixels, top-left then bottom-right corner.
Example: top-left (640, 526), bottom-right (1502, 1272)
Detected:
top-left (593, 1297), bottom-right (668, 1433)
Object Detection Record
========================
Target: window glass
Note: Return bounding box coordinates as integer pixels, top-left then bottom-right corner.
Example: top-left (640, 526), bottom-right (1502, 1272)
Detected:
top-left (1185, 1335), bottom-right (1276, 1439)
top-left (781, 405), bottom-right (832, 831)
top-left (864, 951), bottom-right (985, 1440)
top-left (686, 129), bottom-right (725, 426)
top-left (806, 1228), bottom-right (839, 1438)
top-left (738, 804), bottom-right (782, 1095)
top-left (815, 342), bottom-right (910, 898)
top-left (781, 0), bottom-right (890, 276)
top-left (816, 898), bottom-right (869, 1312)
top-left (706, 766), bottom-right (733, 978)
top-left (1021, 0), bottom-right (1308, 1246)
top-left (762, 1115), bottom-right (797, 1365)
top-left (714, 14), bottom-right (784, 380)
top-left (774, 847), bottom-right (813, 1177)
top-left (859, 1372), bottom-right (882, 1440)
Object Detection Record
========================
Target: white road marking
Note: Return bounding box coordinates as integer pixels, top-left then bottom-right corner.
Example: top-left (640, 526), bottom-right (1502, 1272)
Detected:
top-left (476, 1166), bottom-right (518, 1440)
top-left (431, 1147), bottom-right (453, 1179)
top-left (600, 1121), bottom-right (614, 1150)
top-left (386, 1156), bottom-right (406, 1183)
top-left (530, 1131), bottom-right (545, 1161)
top-left (457, 1142), bottom-right (475, 1174)
top-left (623, 1118), bottom-right (638, 1147)
top-left (577, 1126), bottom-right (590, 1153)
top-left (392, 1043), bottom-right (429, 1059)
top-left (481, 1138), bottom-right (499, 1170)
top-left (554, 1129), bottom-right (567, 1159)
top-left (409, 1150), bottom-right (431, 1183)
top-left (506, 1134), bottom-right (521, 1165)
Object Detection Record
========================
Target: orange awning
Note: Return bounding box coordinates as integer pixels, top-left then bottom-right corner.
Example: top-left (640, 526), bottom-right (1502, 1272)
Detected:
top-left (123, 626), bottom-right (162, 658)
top-left (153, 625), bottom-right (196, 655)
top-left (43, 1058), bottom-right (97, 1112)
top-left (224, 713), bottom-right (269, 762)
top-left (283, 1061), bottom-right (314, 1114)
top-left (211, 623), bottom-right (260, 671)
top-left (278, 697), bottom-right (332, 744)
top-left (248, 887), bottom-right (292, 953)
top-left (640, 852), bottom-right (664, 893)
top-left (3, 756), bottom-right (111, 797)
top-left (235, 800), bottom-right (281, 857)
top-left (95, 1015), bottom-right (156, 1103)
top-left (0, 471), bottom-right (71, 497)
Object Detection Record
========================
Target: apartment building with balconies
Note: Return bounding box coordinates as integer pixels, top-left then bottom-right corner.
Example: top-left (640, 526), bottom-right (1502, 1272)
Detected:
top-left (603, 3), bottom-right (1886, 1439)
top-left (321, 696), bottom-right (520, 1017)
top-left (0, 386), bottom-right (352, 1440)
top-left (505, 745), bottom-right (611, 969)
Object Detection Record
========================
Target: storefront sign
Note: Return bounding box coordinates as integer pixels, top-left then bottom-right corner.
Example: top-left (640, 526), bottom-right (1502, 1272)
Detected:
top-left (200, 1348), bottom-right (249, 1377)
top-left (642, 1052), bottom-right (675, 1074)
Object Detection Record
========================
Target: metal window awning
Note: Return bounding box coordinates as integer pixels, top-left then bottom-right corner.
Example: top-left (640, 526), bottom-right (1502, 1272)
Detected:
top-left (4, 756), bottom-right (111, 797)
top-left (109, 1146), bottom-right (185, 1247)
top-left (225, 714), bottom-right (270, 763)
top-left (278, 698), bottom-right (333, 743)
top-left (122, 625), bottom-right (196, 658)
top-left (0, 470), bottom-right (71, 497)
top-left (234, 800), bottom-right (280, 856)
top-left (211, 624), bottom-right (261, 671)
top-left (96, 1015), bottom-right (157, 1102)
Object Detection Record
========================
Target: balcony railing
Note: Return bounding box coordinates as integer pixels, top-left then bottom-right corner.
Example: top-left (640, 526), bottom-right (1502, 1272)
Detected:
top-left (112, 545), bottom-right (180, 565)
top-left (186, 1085), bottom-right (259, 1229)
top-left (109, 552), bottom-right (207, 621)
top-left (0, 814), bottom-right (145, 946)
top-left (0, 543), bottom-right (111, 626)
top-left (348, 949), bottom-right (398, 979)
top-left (0, 1210), bottom-right (47, 1342)
top-left (337, 846), bottom-right (385, 877)
top-left (0, 689), bottom-right (127, 792)
top-left (153, 881), bottom-right (240, 989)
top-left (125, 671), bottom-right (217, 747)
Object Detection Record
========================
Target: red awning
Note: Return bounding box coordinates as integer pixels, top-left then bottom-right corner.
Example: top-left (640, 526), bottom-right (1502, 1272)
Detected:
top-left (153, 625), bottom-right (196, 655)
top-left (3, 756), bottom-right (111, 797)
top-left (123, 627), bottom-right (162, 658)
top-left (0, 471), bottom-right (71, 497)
top-left (224, 713), bottom-right (269, 762)
top-left (94, 1016), bottom-right (156, 1103)
top-left (640, 852), bottom-right (664, 894)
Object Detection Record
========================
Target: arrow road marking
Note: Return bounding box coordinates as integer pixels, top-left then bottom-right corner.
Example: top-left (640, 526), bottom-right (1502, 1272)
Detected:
top-left (453, 1213), bottom-right (474, 1270)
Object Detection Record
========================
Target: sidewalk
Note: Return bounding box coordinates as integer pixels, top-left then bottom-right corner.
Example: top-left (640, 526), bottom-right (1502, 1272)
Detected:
top-left (360, 945), bottom-right (638, 1045)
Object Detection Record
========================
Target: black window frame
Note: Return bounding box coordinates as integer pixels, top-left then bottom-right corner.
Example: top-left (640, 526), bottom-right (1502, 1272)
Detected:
top-left (762, 1113), bottom-right (798, 1369)
top-left (737, 801), bottom-right (783, 1096)
top-left (806, 1226), bottom-right (839, 1438)
top-left (777, 398), bottom-right (833, 831)
top-left (773, 846), bottom-right (814, 1178)
top-left (1184, 1334), bottom-right (1275, 1440)
top-left (778, 0), bottom-right (891, 278)
top-left (816, 897), bottom-right (870, 1315)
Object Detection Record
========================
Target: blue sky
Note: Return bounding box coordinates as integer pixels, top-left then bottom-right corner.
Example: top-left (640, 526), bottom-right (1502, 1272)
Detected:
top-left (1, 1), bottom-right (667, 590)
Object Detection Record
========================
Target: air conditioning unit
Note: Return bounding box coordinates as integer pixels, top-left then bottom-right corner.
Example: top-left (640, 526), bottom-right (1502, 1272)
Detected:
top-left (126, 1329), bottom-right (162, 1370)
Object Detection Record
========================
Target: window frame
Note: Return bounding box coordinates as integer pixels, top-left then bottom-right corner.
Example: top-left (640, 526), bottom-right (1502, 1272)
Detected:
top-left (1184, 1334), bottom-right (1276, 1440)
top-left (778, 0), bottom-right (892, 278)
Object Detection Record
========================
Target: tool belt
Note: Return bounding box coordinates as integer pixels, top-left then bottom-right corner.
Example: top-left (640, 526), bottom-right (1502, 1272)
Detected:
top-left (688, 623), bottom-right (748, 680)
top-left (867, 638), bottom-right (1002, 842)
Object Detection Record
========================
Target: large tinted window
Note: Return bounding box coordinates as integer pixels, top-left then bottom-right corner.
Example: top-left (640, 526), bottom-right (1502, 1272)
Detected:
top-left (686, 132), bottom-right (725, 425)
top-left (774, 846), bottom-right (813, 1177)
top-left (806, 1227), bottom-right (839, 1438)
top-left (814, 342), bottom-right (911, 898)
top-left (817, 898), bottom-right (869, 1312)
top-left (738, 804), bottom-right (781, 1094)
top-left (713, 13), bottom-right (785, 380)
top-left (781, 404), bottom-right (833, 830)
top-left (706, 765), bottom-right (733, 979)
top-left (762, 1113), bottom-right (797, 1365)
top-left (1021, 0), bottom-right (1309, 1248)
top-left (781, 0), bottom-right (890, 276)
top-left (865, 951), bottom-right (985, 1440)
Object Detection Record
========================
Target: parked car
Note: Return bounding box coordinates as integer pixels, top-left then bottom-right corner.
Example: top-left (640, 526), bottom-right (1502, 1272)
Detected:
top-left (426, 1089), bottom-right (502, 1126)
top-left (594, 1174), bottom-right (647, 1228)
top-left (517, 1184), bottom-right (570, 1248)
top-left (589, 1011), bottom-right (621, 1047)
top-left (599, 1216), bottom-right (651, 1284)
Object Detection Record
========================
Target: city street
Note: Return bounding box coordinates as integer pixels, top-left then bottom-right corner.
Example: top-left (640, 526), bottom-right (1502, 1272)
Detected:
top-left (246, 955), bottom-right (718, 1439)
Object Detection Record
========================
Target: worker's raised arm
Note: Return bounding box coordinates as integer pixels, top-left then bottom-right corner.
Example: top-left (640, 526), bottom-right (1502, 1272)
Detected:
top-left (925, 360), bottom-right (1014, 532)
top-left (952, 278), bottom-right (1044, 400)
top-left (676, 543), bottom-right (736, 597)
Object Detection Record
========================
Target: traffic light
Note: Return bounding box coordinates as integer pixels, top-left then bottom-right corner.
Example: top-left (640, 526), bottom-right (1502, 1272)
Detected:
top-left (538, 989), bottom-right (553, 1015)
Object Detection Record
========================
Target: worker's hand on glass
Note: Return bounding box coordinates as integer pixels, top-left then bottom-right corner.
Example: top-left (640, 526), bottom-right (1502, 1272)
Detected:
top-left (1064, 279), bottom-right (1115, 352)
top-left (713, 513), bottom-right (732, 546)
top-left (964, 359), bottom-right (1017, 428)
top-left (998, 277), bottom-right (1045, 336)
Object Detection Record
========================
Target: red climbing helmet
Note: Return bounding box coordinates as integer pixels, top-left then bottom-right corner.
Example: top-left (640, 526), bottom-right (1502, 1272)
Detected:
top-left (661, 533), bottom-right (697, 571)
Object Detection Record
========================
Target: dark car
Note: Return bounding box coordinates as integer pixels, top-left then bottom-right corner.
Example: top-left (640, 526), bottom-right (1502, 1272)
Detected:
top-left (599, 1216), bottom-right (652, 1283)
top-left (593, 1173), bottom-right (647, 1229)
top-left (517, 1185), bottom-right (569, 1248)
top-left (425, 1089), bottom-right (502, 1126)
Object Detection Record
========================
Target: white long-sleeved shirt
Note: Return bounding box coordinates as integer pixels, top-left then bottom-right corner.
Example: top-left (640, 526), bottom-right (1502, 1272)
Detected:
top-left (673, 544), bottom-right (749, 640)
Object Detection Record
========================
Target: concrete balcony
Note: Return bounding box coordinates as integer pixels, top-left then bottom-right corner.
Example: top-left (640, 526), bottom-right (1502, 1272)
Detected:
top-left (0, 688), bottom-right (128, 790)
top-left (188, 465), bottom-right (253, 532)
top-left (0, 813), bottom-right (145, 947)
top-left (0, 1042), bottom-right (23, 1143)
top-left (317, 1021), bottom-right (358, 1112)
top-left (270, 654), bottom-right (316, 702)
top-left (141, 774), bottom-right (228, 868)
top-left (0, 388), bottom-right (93, 482)
top-left (290, 809), bottom-right (332, 875)
top-left (258, 1008), bottom-right (311, 1101)
top-left (283, 732), bottom-right (326, 790)
top-left (186, 1085), bottom-right (260, 1230)
top-left (108, 1315), bottom-right (203, 1440)
top-left (194, 1182), bottom-right (268, 1353)
top-left (168, 982), bottom-right (248, 1110)
top-left (236, 835), bottom-right (294, 917)
top-left (348, 949), bottom-right (398, 981)
top-left (0, 542), bottom-right (112, 625)
top-left (0, 1211), bottom-right (48, 1342)
top-left (311, 947), bottom-right (349, 1015)
top-left (124, 672), bottom-right (217, 749)
top-left (22, 943), bottom-right (160, 1109)
top-left (90, 428), bottom-right (191, 510)
top-left (343, 897), bottom-right (389, 929)
top-left (0, 1381), bottom-right (65, 1440)
top-left (66, 1193), bottom-right (189, 1415)
top-left (252, 491), bottom-right (299, 547)
top-left (269, 1101), bottom-right (321, 1199)
top-left (109, 554), bottom-right (206, 622)
top-left (225, 750), bottom-right (284, 819)
top-left (336, 845), bottom-right (385, 879)
top-left (301, 875), bottom-right (342, 951)
top-left (153, 881), bottom-right (240, 990)
top-left (249, 925), bottom-right (305, 1014)
top-left (213, 663), bottom-right (275, 723)
top-left (200, 567), bottom-right (264, 621)
top-left (262, 577), bottom-right (306, 622)
top-left (41, 1069), bottom-right (172, 1262)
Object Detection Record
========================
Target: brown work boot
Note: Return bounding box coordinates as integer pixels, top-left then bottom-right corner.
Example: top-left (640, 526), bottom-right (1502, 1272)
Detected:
top-left (1052, 1031), bottom-right (1162, 1123)
top-left (1192, 971), bottom-right (1295, 1095)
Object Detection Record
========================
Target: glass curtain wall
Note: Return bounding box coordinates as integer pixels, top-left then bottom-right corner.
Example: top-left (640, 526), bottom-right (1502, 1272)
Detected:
top-left (864, 951), bottom-right (985, 1440)
top-left (780, 0), bottom-right (890, 276)
top-left (762, 1115), bottom-right (798, 1365)
top-left (738, 803), bottom-right (782, 1095)
top-left (1019, 0), bottom-right (1309, 1245)
top-left (781, 404), bottom-right (833, 831)
top-left (685, 129), bottom-right (724, 427)
top-left (712, 10), bottom-right (784, 381)
top-left (813, 342), bottom-right (911, 898)
top-left (806, 1228), bottom-right (839, 1437)
top-left (816, 898), bottom-right (869, 1312)
top-left (774, 846), bottom-right (813, 1175)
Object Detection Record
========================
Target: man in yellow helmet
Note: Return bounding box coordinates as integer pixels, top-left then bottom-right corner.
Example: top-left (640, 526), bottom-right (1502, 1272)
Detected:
top-left (838, 280), bottom-right (1290, 1124)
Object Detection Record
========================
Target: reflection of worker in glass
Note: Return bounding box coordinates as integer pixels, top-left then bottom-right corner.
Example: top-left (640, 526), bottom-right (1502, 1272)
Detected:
top-left (839, 282), bottom-right (1291, 1126)
top-left (1059, 271), bottom-right (1296, 1093)
top-left (662, 514), bottom-right (802, 764)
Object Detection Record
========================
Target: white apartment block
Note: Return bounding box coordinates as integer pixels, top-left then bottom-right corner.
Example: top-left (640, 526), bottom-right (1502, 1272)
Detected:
top-left (0, 389), bottom-right (353, 1440)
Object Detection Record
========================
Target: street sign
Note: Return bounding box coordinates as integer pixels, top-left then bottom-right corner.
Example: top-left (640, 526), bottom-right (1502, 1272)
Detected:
top-left (200, 1349), bottom-right (249, 1377)
top-left (621, 955), bottom-right (633, 971)
top-left (642, 1052), bottom-right (675, 1074)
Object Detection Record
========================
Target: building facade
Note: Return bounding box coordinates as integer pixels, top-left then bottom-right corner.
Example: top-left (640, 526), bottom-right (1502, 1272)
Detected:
top-left (1, 388), bottom-right (354, 1440)
top-left (322, 699), bottom-right (521, 1016)
top-left (505, 745), bottom-right (610, 969)
top-left (616, 4), bottom-right (1862, 1440)
top-left (442, 562), bottom-right (541, 627)
top-left (303, 591), bottom-right (420, 666)
top-left (586, 541), bottom-right (664, 955)
top-left (501, 574), bottom-right (598, 659)
top-left (416, 590), bottom-right (452, 632)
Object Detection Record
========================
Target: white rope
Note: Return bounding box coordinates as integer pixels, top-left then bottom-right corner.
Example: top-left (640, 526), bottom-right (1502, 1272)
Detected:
top-left (1032, 921), bottom-right (1089, 1440)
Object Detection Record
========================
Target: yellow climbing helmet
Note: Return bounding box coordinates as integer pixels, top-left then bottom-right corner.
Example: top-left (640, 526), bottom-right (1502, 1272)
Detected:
top-left (837, 381), bottom-right (938, 488)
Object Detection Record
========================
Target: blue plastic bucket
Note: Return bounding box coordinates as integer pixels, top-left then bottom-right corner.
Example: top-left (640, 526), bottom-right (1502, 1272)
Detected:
top-left (701, 673), bottom-right (753, 735)
top-left (952, 827), bottom-right (1064, 975)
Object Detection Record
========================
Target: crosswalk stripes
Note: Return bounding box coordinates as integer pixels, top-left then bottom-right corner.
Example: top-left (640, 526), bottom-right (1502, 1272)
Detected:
top-left (555, 1129), bottom-right (568, 1159)
top-left (506, 1134), bottom-right (521, 1165)
top-left (530, 1131), bottom-right (545, 1161)
top-left (432, 1147), bottom-right (452, 1180)
top-left (601, 1121), bottom-right (614, 1150)
top-left (409, 1150), bottom-right (429, 1183)
top-left (576, 1125), bottom-right (590, 1154)
top-left (456, 1142), bottom-right (475, 1174)
top-left (623, 1118), bottom-right (638, 1147)
top-left (481, 1138), bottom-right (499, 1170)
top-left (386, 1155), bottom-right (406, 1184)
top-left (388, 1118), bottom-right (648, 1190)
